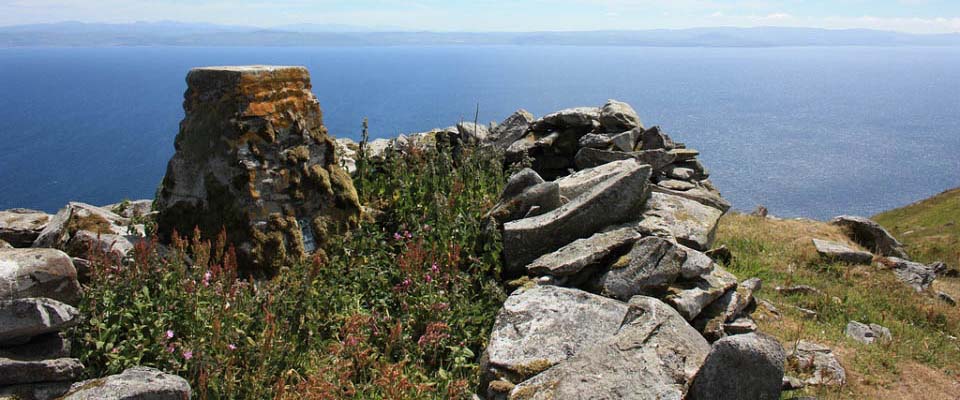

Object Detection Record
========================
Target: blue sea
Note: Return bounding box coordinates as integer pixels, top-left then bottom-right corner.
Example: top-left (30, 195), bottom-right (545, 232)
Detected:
top-left (1, 46), bottom-right (958, 219)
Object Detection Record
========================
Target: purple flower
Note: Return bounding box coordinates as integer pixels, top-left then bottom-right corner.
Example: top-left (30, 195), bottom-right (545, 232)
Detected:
top-left (431, 263), bottom-right (439, 273)
top-left (202, 271), bottom-right (212, 286)
top-left (425, 274), bottom-right (433, 283)
top-left (182, 350), bottom-right (193, 360)
top-left (227, 344), bottom-right (237, 351)
top-left (166, 330), bottom-right (174, 339)
top-left (393, 232), bottom-right (403, 241)
top-left (404, 230), bottom-right (412, 239)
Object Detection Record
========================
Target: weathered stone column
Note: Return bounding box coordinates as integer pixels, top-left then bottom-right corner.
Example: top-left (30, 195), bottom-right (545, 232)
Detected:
top-left (156, 66), bottom-right (360, 274)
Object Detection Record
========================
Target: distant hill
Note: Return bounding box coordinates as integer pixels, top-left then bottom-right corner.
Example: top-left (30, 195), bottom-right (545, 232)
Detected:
top-left (1, 22), bottom-right (959, 47)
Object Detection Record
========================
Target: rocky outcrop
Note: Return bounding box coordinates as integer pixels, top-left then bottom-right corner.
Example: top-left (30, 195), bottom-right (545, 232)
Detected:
top-left (0, 249), bottom-right (81, 305)
top-left (830, 215), bottom-right (908, 259)
top-left (61, 367), bottom-right (191, 400)
top-left (155, 66), bottom-right (360, 274)
top-left (0, 209), bottom-right (51, 248)
top-left (32, 202), bottom-right (144, 262)
top-left (687, 333), bottom-right (785, 400)
top-left (638, 192), bottom-right (724, 251)
top-left (812, 239), bottom-right (873, 264)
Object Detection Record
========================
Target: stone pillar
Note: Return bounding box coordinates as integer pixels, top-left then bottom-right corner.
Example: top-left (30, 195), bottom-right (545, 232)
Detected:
top-left (156, 66), bottom-right (360, 274)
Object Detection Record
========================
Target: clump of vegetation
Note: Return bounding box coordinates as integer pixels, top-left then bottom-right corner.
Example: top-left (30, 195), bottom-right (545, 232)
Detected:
top-left (715, 213), bottom-right (960, 399)
top-left (71, 144), bottom-right (508, 399)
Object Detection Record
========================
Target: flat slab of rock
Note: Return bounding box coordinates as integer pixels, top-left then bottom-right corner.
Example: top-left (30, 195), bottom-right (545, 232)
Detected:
top-left (687, 332), bottom-right (785, 400)
top-left (0, 209), bottom-right (50, 248)
top-left (482, 285), bottom-right (629, 385)
top-left (532, 107), bottom-right (600, 130)
top-left (0, 298), bottom-right (79, 344)
top-left (812, 239), bottom-right (873, 264)
top-left (554, 159), bottom-right (636, 201)
top-left (63, 366), bottom-right (192, 400)
top-left (502, 159), bottom-right (651, 274)
top-left (0, 332), bottom-right (71, 360)
top-left (789, 341), bottom-right (846, 386)
top-left (0, 381), bottom-right (73, 400)
top-left (637, 192), bottom-right (724, 251)
top-left (831, 215), bottom-right (908, 258)
top-left (876, 257), bottom-right (938, 292)
top-left (651, 182), bottom-right (732, 212)
top-left (692, 278), bottom-right (761, 342)
top-left (0, 357), bottom-right (84, 385)
top-left (594, 236), bottom-right (685, 301)
top-left (488, 110), bottom-right (535, 152)
top-left (509, 296), bottom-right (709, 400)
top-left (678, 244), bottom-right (717, 279)
top-left (526, 227), bottom-right (640, 277)
top-left (102, 200), bottom-right (154, 219)
top-left (664, 266), bottom-right (738, 320)
top-left (845, 321), bottom-right (892, 345)
top-left (573, 147), bottom-right (676, 172)
top-left (0, 248), bottom-right (81, 305)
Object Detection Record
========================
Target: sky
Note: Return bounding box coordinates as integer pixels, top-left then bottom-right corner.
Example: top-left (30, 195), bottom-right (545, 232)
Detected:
top-left (1, 0), bottom-right (959, 34)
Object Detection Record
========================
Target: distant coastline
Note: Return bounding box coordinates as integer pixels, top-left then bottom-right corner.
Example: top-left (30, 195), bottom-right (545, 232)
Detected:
top-left (2, 22), bottom-right (960, 47)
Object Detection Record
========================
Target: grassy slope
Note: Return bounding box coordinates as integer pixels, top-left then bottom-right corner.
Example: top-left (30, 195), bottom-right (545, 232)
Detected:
top-left (874, 187), bottom-right (960, 269)
top-left (716, 211), bottom-right (960, 399)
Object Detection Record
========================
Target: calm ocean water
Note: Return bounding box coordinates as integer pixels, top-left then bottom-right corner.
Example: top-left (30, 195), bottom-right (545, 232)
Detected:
top-left (0, 46), bottom-right (958, 218)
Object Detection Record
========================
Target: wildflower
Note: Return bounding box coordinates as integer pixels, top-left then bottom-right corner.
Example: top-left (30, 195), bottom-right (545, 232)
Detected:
top-left (202, 271), bottom-right (212, 287)
top-left (166, 344), bottom-right (176, 353)
top-left (423, 224), bottom-right (432, 232)
top-left (227, 344), bottom-right (237, 351)
top-left (182, 350), bottom-right (193, 360)
top-left (393, 232), bottom-right (403, 241)
top-left (404, 230), bottom-right (413, 239)
top-left (166, 330), bottom-right (174, 339)
top-left (111, 347), bottom-right (120, 354)
top-left (430, 263), bottom-right (439, 273)
top-left (425, 274), bottom-right (433, 283)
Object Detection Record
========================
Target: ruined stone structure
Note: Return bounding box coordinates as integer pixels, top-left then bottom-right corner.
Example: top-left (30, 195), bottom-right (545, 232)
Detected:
top-left (156, 66), bottom-right (360, 273)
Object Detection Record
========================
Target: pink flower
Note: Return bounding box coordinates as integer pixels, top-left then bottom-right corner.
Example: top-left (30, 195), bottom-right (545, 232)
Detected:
top-left (430, 263), bottom-right (439, 273)
top-left (111, 347), bottom-right (120, 354)
top-left (393, 232), bottom-right (403, 241)
top-left (423, 224), bottom-right (432, 232)
top-left (166, 330), bottom-right (174, 339)
top-left (182, 350), bottom-right (193, 360)
top-left (202, 271), bottom-right (212, 287)
top-left (166, 344), bottom-right (176, 353)
top-left (227, 344), bottom-right (237, 351)
top-left (404, 230), bottom-right (413, 238)
top-left (425, 274), bottom-right (433, 283)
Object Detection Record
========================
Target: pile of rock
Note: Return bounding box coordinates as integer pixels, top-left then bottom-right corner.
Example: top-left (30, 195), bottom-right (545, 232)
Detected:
top-left (473, 102), bottom-right (784, 399)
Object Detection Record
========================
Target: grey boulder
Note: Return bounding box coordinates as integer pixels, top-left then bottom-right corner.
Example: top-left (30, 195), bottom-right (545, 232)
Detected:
top-left (573, 147), bottom-right (676, 172)
top-left (0, 297), bottom-right (79, 344)
top-left (599, 99), bottom-right (642, 132)
top-left (687, 332), bottom-right (785, 400)
top-left (488, 110), bottom-right (534, 151)
top-left (62, 366), bottom-right (192, 400)
top-left (481, 285), bottom-right (629, 386)
top-left (0, 248), bottom-right (81, 305)
top-left (502, 159), bottom-right (651, 273)
top-left (0, 209), bottom-right (51, 248)
top-left (812, 239), bottom-right (873, 264)
top-left (594, 236), bottom-right (685, 301)
top-left (664, 266), bottom-right (738, 320)
top-left (637, 192), bottom-right (724, 251)
top-left (509, 296), bottom-right (709, 400)
top-left (692, 278), bottom-right (761, 342)
top-left (532, 107), bottom-right (600, 130)
top-left (830, 215), bottom-right (908, 258)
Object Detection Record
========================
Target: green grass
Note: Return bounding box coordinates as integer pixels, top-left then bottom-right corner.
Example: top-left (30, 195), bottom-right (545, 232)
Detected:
top-left (874, 187), bottom-right (960, 269)
top-left (715, 214), bottom-right (960, 399)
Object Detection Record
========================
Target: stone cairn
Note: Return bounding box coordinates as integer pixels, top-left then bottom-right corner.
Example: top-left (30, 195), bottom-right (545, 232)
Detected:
top-left (155, 66), bottom-right (361, 274)
top-left (338, 100), bottom-right (785, 399)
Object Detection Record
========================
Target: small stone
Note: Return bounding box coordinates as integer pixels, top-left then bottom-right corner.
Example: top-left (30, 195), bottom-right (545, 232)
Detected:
top-left (657, 179), bottom-right (696, 191)
top-left (937, 291), bottom-right (957, 306)
top-left (668, 148), bottom-right (700, 161)
top-left (774, 285), bottom-right (822, 296)
top-left (876, 257), bottom-right (939, 292)
top-left (793, 306), bottom-right (819, 319)
top-left (638, 126), bottom-right (675, 150)
top-left (664, 266), bottom-right (738, 320)
top-left (488, 110), bottom-right (535, 152)
top-left (845, 321), bottom-right (892, 345)
top-left (724, 316), bottom-right (758, 335)
top-left (576, 133), bottom-right (612, 149)
top-left (594, 236), bottom-right (685, 301)
top-left (609, 129), bottom-right (640, 152)
top-left (812, 239), bottom-right (874, 264)
top-left (789, 341), bottom-right (846, 386)
top-left (0, 209), bottom-right (51, 248)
